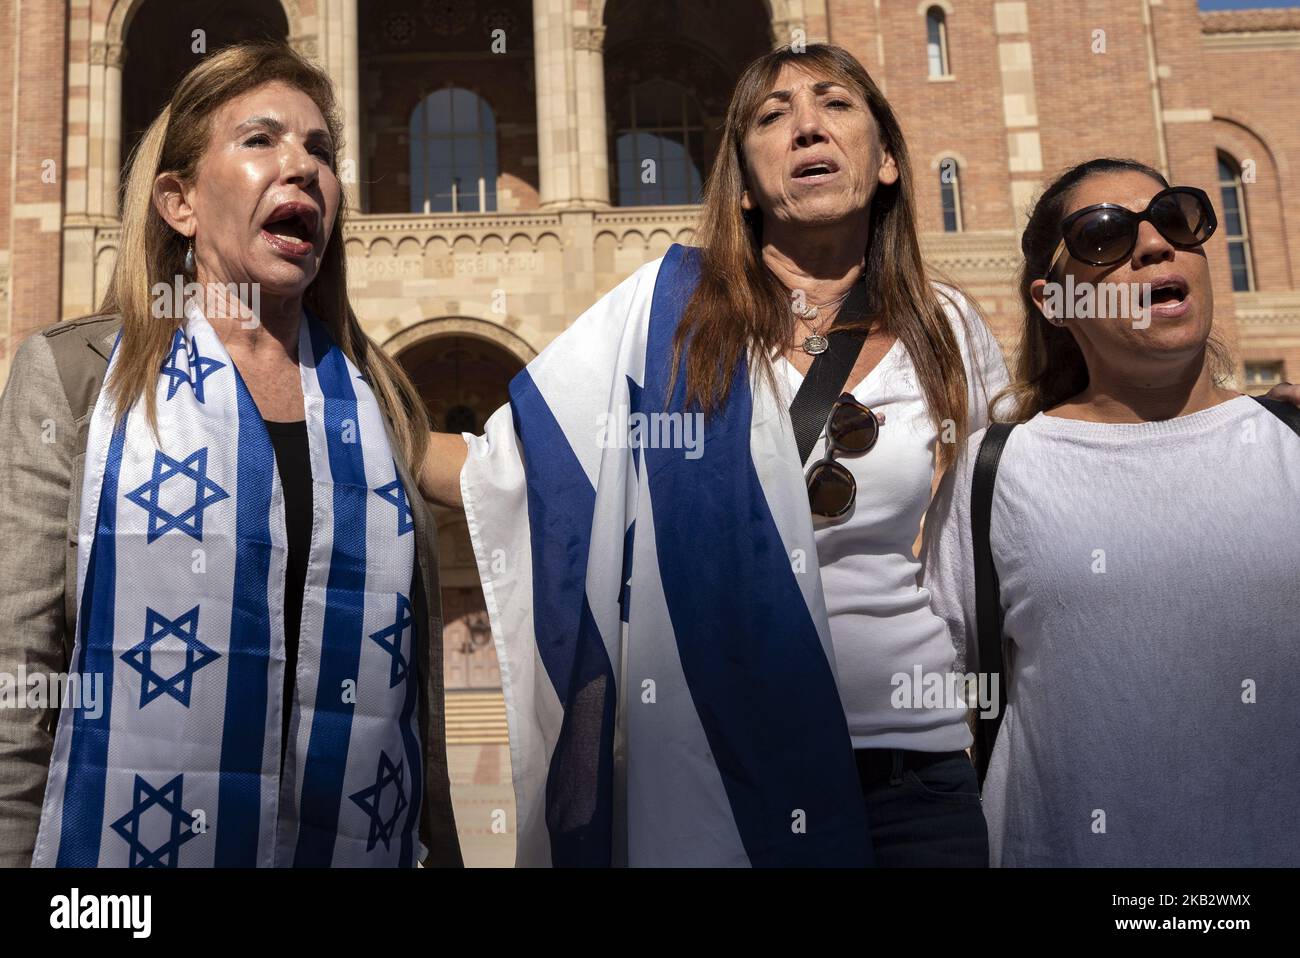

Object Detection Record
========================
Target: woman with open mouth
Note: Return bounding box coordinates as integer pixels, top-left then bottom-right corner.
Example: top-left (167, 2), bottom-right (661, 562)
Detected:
top-left (0, 40), bottom-right (461, 868)
top-left (419, 42), bottom-right (1012, 867)
top-left (923, 157), bottom-right (1300, 866)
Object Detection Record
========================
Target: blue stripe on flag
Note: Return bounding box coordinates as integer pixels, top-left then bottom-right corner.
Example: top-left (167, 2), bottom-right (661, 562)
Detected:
top-left (214, 367), bottom-right (276, 865)
top-left (508, 369), bottom-right (616, 866)
top-left (57, 417), bottom-right (127, 866)
top-left (642, 243), bottom-right (871, 866)
top-left (618, 519), bottom-right (634, 625)
top-left (294, 320), bottom-right (369, 866)
top-left (397, 591), bottom-right (423, 867)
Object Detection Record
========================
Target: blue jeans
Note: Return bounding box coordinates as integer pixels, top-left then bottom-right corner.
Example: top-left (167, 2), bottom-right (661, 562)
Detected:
top-left (855, 749), bottom-right (989, 867)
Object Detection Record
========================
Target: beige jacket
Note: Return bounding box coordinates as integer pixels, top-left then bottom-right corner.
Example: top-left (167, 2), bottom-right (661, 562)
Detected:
top-left (0, 314), bottom-right (462, 867)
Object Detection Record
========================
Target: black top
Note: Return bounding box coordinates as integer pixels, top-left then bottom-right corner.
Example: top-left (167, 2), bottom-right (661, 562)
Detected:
top-left (262, 418), bottom-right (422, 780)
top-left (263, 418), bottom-right (312, 774)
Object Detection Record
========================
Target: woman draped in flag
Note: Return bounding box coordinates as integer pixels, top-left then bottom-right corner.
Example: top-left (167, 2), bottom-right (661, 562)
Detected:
top-left (0, 41), bottom-right (461, 867)
top-left (421, 42), bottom-right (1009, 867)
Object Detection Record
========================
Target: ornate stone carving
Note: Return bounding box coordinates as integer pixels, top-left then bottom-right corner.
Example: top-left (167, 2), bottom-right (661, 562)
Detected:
top-left (920, 232), bottom-right (1022, 277)
top-left (381, 316), bottom-right (539, 364)
top-left (90, 42), bottom-right (126, 67)
top-left (422, 0), bottom-right (475, 35)
top-left (1234, 292), bottom-right (1300, 327)
top-left (482, 9), bottom-right (520, 41)
top-left (574, 26), bottom-right (607, 52)
top-left (289, 34), bottom-right (319, 61)
top-left (381, 13), bottom-right (416, 47)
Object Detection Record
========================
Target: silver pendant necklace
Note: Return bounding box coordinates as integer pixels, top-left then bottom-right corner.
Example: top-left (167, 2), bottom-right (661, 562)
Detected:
top-left (800, 328), bottom-right (831, 356)
top-left (792, 284), bottom-right (855, 355)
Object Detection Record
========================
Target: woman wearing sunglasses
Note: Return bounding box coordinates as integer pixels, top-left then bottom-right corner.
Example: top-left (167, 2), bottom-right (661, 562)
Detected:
top-left (418, 43), bottom-right (1006, 867)
top-left (923, 157), bottom-right (1300, 866)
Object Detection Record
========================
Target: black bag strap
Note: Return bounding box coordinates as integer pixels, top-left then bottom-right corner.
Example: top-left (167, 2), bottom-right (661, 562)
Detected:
top-left (971, 420), bottom-right (1017, 786)
top-left (1254, 395), bottom-right (1300, 437)
top-left (968, 397), bottom-right (1296, 785)
top-left (788, 280), bottom-right (873, 465)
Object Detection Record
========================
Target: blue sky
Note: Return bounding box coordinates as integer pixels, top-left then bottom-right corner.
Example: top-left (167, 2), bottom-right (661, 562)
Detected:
top-left (1200, 0), bottom-right (1298, 10)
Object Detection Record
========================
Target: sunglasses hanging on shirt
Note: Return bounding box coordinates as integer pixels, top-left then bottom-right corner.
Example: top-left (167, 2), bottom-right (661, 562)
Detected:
top-left (805, 392), bottom-right (881, 518)
top-left (786, 277), bottom-right (884, 518)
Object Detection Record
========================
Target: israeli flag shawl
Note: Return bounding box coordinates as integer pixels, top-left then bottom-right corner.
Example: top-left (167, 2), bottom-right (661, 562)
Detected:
top-left (462, 243), bottom-right (871, 866)
top-left (32, 298), bottom-right (426, 867)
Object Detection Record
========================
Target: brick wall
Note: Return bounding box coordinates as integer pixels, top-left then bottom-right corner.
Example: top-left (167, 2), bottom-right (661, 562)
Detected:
top-left (2, 0), bottom-right (1299, 386)
top-left (2, 0), bottom-right (68, 374)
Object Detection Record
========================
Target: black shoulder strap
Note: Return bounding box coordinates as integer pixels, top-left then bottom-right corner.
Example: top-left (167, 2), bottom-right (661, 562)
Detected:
top-left (968, 399), bottom-right (1295, 785)
top-left (971, 421), bottom-right (1017, 786)
top-left (788, 281), bottom-right (872, 465)
top-left (1253, 395), bottom-right (1300, 437)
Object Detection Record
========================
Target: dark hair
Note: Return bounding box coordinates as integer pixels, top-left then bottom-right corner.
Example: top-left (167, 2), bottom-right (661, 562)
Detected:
top-left (996, 157), bottom-right (1231, 421)
top-left (671, 42), bottom-right (979, 470)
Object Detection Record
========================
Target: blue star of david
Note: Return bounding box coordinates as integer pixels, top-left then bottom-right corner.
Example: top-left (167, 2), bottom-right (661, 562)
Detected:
top-left (124, 447), bottom-right (230, 543)
top-left (368, 593), bottom-right (411, 688)
top-left (349, 751), bottom-right (407, 853)
top-left (121, 606), bottom-right (220, 708)
top-left (160, 330), bottom-right (191, 400)
top-left (110, 773), bottom-right (201, 868)
top-left (185, 334), bottom-right (226, 404)
top-left (374, 470), bottom-right (414, 537)
top-left (158, 330), bottom-right (226, 403)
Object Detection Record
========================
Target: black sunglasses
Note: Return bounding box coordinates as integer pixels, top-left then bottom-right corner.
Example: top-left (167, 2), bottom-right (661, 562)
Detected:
top-left (1046, 186), bottom-right (1217, 278)
top-left (806, 393), bottom-right (880, 519)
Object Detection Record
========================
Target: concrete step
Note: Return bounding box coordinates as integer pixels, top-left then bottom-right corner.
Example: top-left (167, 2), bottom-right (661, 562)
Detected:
top-left (444, 690), bottom-right (509, 745)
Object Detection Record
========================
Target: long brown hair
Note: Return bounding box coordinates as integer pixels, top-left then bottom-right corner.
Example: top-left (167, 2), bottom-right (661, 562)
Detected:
top-left (671, 42), bottom-right (976, 469)
top-left (997, 157), bottom-right (1233, 422)
top-left (99, 40), bottom-right (430, 475)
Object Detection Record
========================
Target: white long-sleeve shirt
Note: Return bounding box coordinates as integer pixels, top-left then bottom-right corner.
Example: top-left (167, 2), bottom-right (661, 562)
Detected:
top-left (922, 395), bottom-right (1300, 865)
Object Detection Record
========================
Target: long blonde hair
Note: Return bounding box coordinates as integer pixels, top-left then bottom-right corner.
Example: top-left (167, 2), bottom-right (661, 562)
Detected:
top-left (671, 43), bottom-right (978, 469)
top-left (100, 40), bottom-right (430, 475)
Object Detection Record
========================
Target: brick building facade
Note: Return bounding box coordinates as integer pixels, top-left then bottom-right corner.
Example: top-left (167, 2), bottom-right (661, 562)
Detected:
top-left (3, 1), bottom-right (1298, 393)
top-left (1, 0), bottom-right (1297, 863)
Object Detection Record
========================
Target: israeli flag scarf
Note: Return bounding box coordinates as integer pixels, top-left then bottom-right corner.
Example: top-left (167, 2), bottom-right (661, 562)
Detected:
top-left (462, 243), bottom-right (871, 866)
top-left (32, 298), bottom-right (425, 867)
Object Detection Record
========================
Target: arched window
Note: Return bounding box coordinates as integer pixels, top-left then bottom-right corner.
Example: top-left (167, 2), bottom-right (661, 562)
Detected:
top-left (926, 6), bottom-right (951, 78)
top-left (939, 158), bottom-right (963, 232)
top-left (612, 79), bottom-right (704, 206)
top-left (1217, 152), bottom-right (1254, 292)
top-left (409, 88), bottom-right (498, 214)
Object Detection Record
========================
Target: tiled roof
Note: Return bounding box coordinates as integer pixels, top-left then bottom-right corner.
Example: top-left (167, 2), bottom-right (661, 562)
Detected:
top-left (1201, 9), bottom-right (1300, 33)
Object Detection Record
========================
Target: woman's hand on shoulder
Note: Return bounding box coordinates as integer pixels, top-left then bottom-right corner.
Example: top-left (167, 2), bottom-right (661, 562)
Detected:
top-left (419, 431), bottom-right (469, 509)
top-left (1265, 381), bottom-right (1300, 408)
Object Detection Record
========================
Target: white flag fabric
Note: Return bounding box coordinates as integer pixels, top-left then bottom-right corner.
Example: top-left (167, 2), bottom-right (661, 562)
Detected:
top-left (462, 243), bottom-right (871, 866)
top-left (33, 298), bottom-right (426, 867)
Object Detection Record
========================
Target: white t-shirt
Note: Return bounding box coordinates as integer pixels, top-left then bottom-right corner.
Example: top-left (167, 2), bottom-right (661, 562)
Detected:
top-left (774, 284), bottom-right (1009, 751)
top-left (923, 396), bottom-right (1300, 865)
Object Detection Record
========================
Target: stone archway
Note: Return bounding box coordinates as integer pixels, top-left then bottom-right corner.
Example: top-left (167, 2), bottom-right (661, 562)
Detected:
top-left (393, 324), bottom-right (527, 692)
top-left (104, 0), bottom-right (302, 47)
top-left (383, 315), bottom-right (538, 368)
